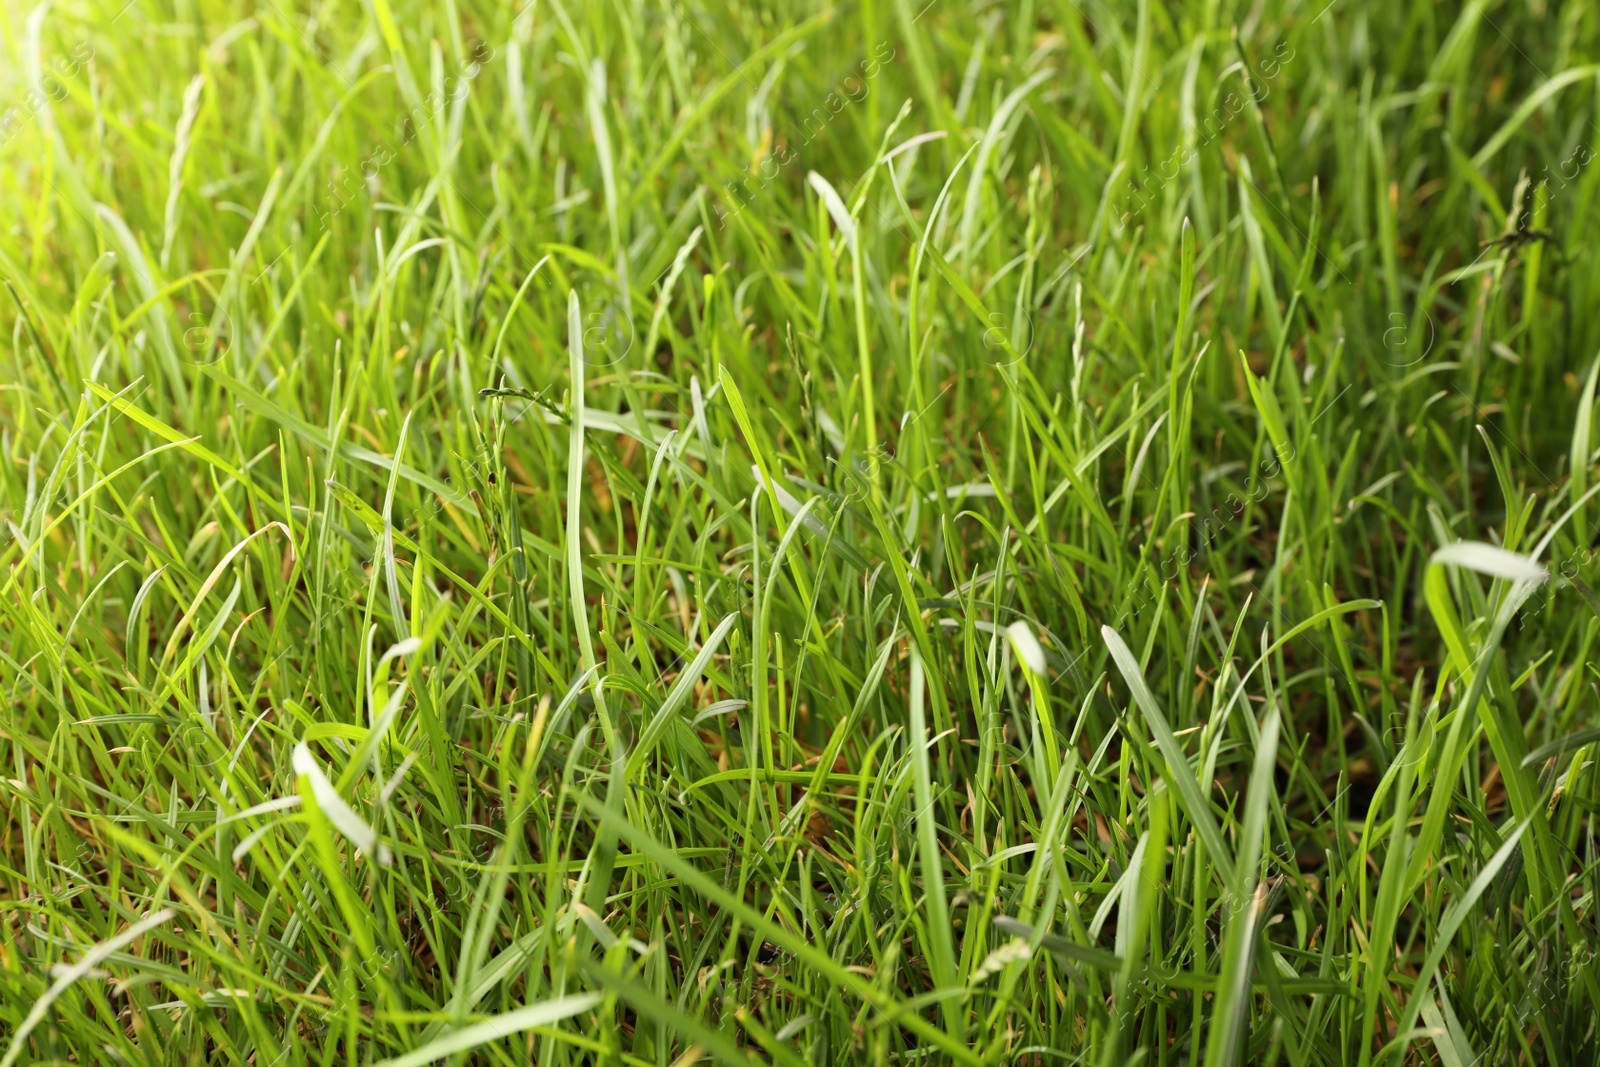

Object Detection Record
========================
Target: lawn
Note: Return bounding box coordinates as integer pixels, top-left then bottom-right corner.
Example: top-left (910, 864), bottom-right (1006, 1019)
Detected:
top-left (3, 0), bottom-right (1600, 1063)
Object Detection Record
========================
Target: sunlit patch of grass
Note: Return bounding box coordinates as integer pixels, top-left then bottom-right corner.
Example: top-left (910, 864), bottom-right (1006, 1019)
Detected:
top-left (4, 0), bottom-right (1600, 1064)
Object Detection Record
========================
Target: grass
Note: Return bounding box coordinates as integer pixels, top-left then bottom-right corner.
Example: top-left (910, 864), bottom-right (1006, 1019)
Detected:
top-left (3, 0), bottom-right (1600, 1062)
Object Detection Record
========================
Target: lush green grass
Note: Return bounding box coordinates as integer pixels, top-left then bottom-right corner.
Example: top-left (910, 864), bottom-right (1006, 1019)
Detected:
top-left (5, 0), bottom-right (1600, 1062)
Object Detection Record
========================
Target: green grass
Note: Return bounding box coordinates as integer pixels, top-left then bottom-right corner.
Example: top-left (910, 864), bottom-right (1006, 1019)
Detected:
top-left (4, 0), bottom-right (1600, 1062)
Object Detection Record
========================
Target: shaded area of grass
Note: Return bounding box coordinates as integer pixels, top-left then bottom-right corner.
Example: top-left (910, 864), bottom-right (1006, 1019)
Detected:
top-left (4, 0), bottom-right (1600, 1063)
